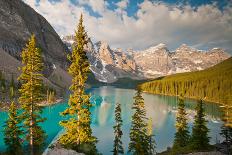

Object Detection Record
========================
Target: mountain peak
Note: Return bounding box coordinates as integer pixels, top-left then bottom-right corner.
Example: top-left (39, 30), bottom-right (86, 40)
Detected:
top-left (143, 43), bottom-right (168, 54)
top-left (179, 44), bottom-right (191, 49)
top-left (176, 44), bottom-right (195, 53)
top-left (95, 41), bottom-right (110, 50)
top-left (149, 43), bottom-right (167, 50)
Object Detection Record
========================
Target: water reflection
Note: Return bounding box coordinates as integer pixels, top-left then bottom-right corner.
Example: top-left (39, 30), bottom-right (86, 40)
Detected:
top-left (89, 86), bottom-right (223, 154)
top-left (0, 86), bottom-right (224, 154)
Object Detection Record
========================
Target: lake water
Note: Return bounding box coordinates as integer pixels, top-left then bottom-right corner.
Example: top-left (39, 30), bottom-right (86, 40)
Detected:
top-left (0, 86), bottom-right (224, 154)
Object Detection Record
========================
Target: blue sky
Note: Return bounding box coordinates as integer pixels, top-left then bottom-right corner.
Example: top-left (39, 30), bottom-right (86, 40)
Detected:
top-left (46, 0), bottom-right (231, 17)
top-left (24, 0), bottom-right (232, 53)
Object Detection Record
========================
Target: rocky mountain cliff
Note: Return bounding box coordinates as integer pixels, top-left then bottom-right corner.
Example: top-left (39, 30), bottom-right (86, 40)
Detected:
top-left (63, 36), bottom-right (230, 83)
top-left (0, 0), bottom-right (71, 93)
top-left (134, 43), bottom-right (230, 78)
top-left (0, 0), bottom-right (230, 89)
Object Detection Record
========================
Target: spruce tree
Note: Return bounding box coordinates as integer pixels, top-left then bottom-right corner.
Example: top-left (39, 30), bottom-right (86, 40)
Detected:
top-left (9, 74), bottom-right (16, 100)
top-left (191, 99), bottom-right (210, 150)
top-left (128, 89), bottom-right (149, 154)
top-left (18, 34), bottom-right (46, 155)
top-left (221, 95), bottom-right (232, 128)
top-left (0, 75), bottom-right (6, 103)
top-left (173, 95), bottom-right (190, 149)
top-left (112, 102), bottom-right (124, 155)
top-left (4, 101), bottom-right (23, 155)
top-left (59, 14), bottom-right (97, 153)
top-left (147, 118), bottom-right (156, 155)
top-left (220, 125), bottom-right (232, 154)
top-left (220, 95), bottom-right (232, 154)
top-left (221, 125), bottom-right (232, 143)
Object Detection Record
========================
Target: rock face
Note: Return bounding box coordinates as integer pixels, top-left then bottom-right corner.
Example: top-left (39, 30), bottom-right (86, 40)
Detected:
top-left (73, 39), bottom-right (139, 83)
top-left (44, 148), bottom-right (84, 155)
top-left (0, 48), bottom-right (61, 92)
top-left (0, 0), bottom-right (230, 88)
top-left (0, 0), bottom-right (68, 69)
top-left (63, 36), bottom-right (230, 83)
top-left (0, 0), bottom-right (71, 92)
top-left (134, 44), bottom-right (230, 77)
top-left (134, 43), bottom-right (172, 78)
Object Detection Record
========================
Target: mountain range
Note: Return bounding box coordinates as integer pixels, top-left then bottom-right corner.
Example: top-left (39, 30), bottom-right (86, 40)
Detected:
top-left (0, 0), bottom-right (230, 94)
top-left (63, 36), bottom-right (230, 83)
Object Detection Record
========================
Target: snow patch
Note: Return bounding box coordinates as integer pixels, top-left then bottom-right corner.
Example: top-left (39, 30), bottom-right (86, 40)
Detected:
top-left (52, 64), bottom-right (56, 69)
top-left (100, 60), bottom-right (107, 74)
top-left (146, 70), bottom-right (163, 75)
top-left (176, 67), bottom-right (190, 73)
top-left (193, 60), bottom-right (202, 64)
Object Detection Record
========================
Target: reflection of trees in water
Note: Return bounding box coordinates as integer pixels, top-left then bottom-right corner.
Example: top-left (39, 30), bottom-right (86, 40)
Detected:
top-left (143, 95), bottom-right (169, 128)
top-left (90, 86), bottom-right (222, 128)
top-left (152, 94), bottom-right (222, 119)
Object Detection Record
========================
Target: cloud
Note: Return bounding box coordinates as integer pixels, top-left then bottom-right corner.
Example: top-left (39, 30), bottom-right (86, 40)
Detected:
top-left (78, 0), bottom-right (107, 14)
top-left (23, 0), bottom-right (232, 54)
top-left (116, 0), bottom-right (129, 10)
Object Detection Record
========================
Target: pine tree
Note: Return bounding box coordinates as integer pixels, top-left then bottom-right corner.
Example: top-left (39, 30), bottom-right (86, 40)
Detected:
top-left (47, 90), bottom-right (55, 104)
top-left (221, 95), bottom-right (232, 128)
top-left (173, 95), bottom-right (190, 149)
top-left (147, 118), bottom-right (156, 155)
top-left (220, 95), bottom-right (232, 154)
top-left (4, 101), bottom-right (23, 155)
top-left (221, 125), bottom-right (232, 143)
top-left (18, 34), bottom-right (46, 155)
top-left (9, 74), bottom-right (16, 100)
top-left (128, 89), bottom-right (149, 154)
top-left (191, 99), bottom-right (210, 150)
top-left (59, 14), bottom-right (97, 154)
top-left (112, 102), bottom-right (124, 155)
top-left (0, 74), bottom-right (6, 103)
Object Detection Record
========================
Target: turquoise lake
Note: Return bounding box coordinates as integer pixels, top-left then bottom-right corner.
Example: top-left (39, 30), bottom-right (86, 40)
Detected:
top-left (0, 86), bottom-right (224, 154)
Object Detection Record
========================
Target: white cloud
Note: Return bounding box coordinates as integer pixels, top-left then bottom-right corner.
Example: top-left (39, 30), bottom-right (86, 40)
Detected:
top-left (78, 0), bottom-right (107, 14)
top-left (116, 0), bottom-right (129, 10)
top-left (23, 0), bottom-right (232, 53)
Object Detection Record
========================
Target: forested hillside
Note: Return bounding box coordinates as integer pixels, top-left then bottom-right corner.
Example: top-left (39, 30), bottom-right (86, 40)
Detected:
top-left (140, 57), bottom-right (232, 105)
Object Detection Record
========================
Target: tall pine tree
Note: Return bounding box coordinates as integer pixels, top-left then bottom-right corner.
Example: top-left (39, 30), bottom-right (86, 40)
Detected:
top-left (221, 126), bottom-right (232, 143)
top-left (18, 34), bottom-right (46, 155)
top-left (112, 102), bottom-right (124, 155)
top-left (173, 95), bottom-right (190, 149)
top-left (59, 14), bottom-right (97, 154)
top-left (128, 89), bottom-right (150, 154)
top-left (0, 74), bottom-right (6, 103)
top-left (221, 95), bottom-right (232, 128)
top-left (220, 95), bottom-right (232, 153)
top-left (191, 99), bottom-right (210, 150)
top-left (4, 101), bottom-right (23, 155)
top-left (9, 74), bottom-right (16, 100)
top-left (147, 118), bottom-right (156, 155)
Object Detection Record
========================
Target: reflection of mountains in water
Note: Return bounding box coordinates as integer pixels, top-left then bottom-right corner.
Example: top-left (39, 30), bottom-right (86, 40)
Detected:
top-left (90, 89), bottom-right (222, 128)
top-left (90, 95), bottom-right (115, 126)
top-left (143, 93), bottom-right (222, 130)
top-left (169, 108), bottom-right (221, 124)
top-left (152, 95), bottom-right (222, 119)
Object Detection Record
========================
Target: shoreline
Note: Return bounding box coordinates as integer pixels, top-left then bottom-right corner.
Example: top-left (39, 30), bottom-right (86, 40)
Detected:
top-left (142, 91), bottom-right (223, 105)
top-left (0, 98), bottom-right (65, 111)
top-left (38, 98), bottom-right (64, 107)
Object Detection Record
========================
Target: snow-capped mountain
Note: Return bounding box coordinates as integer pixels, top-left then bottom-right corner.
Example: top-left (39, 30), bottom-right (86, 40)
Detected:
top-left (63, 36), bottom-right (230, 83)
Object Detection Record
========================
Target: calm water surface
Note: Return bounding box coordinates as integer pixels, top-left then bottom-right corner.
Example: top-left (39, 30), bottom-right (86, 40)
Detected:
top-left (0, 86), bottom-right (223, 154)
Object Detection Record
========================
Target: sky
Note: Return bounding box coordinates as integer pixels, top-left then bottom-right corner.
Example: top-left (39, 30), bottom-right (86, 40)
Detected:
top-left (23, 0), bottom-right (232, 53)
